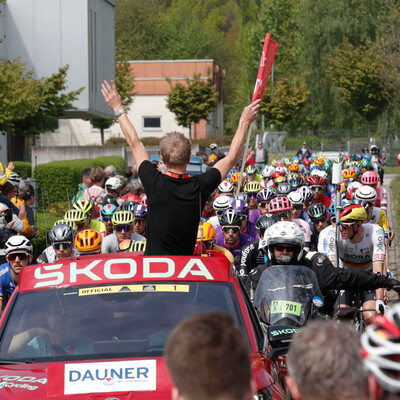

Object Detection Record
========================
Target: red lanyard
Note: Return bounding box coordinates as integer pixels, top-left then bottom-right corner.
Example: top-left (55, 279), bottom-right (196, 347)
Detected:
top-left (165, 171), bottom-right (191, 179)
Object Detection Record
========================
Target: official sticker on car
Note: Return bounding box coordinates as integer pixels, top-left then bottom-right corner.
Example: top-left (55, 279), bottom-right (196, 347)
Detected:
top-left (64, 360), bottom-right (156, 394)
top-left (78, 284), bottom-right (189, 296)
top-left (270, 300), bottom-right (302, 316)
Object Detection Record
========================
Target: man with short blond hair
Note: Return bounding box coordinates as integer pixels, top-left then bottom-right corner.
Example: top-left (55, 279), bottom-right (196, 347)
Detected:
top-left (102, 80), bottom-right (260, 255)
top-left (165, 311), bottom-right (255, 400)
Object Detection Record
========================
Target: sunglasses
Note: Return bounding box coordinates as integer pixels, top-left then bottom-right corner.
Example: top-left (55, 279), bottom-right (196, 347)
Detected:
top-left (274, 244), bottom-right (296, 252)
top-left (310, 185), bottom-right (323, 192)
top-left (53, 242), bottom-right (72, 250)
top-left (222, 226), bottom-right (240, 233)
top-left (277, 211), bottom-right (292, 220)
top-left (312, 217), bottom-right (327, 225)
top-left (259, 202), bottom-right (268, 208)
top-left (115, 225), bottom-right (132, 233)
top-left (103, 217), bottom-right (112, 223)
top-left (293, 204), bottom-right (303, 210)
top-left (134, 219), bottom-right (145, 224)
top-left (248, 193), bottom-right (257, 199)
top-left (7, 252), bottom-right (29, 261)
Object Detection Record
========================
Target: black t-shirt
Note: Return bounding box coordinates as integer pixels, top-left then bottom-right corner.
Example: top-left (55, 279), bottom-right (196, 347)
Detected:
top-left (139, 160), bottom-right (221, 255)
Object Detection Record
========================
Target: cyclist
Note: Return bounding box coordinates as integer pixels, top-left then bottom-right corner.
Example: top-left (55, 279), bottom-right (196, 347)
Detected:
top-left (0, 236), bottom-right (33, 314)
top-left (249, 187), bottom-right (277, 224)
top-left (228, 199), bottom-right (256, 241)
top-left (54, 219), bottom-right (77, 234)
top-left (243, 182), bottom-right (262, 210)
top-left (73, 199), bottom-right (107, 237)
top-left (267, 196), bottom-right (311, 251)
top-left (202, 192), bottom-right (216, 219)
top-left (64, 209), bottom-right (87, 233)
top-left (132, 204), bottom-right (147, 237)
top-left (360, 171), bottom-right (388, 211)
top-left (103, 176), bottom-right (124, 207)
top-left (288, 190), bottom-right (309, 224)
top-left (83, 167), bottom-right (106, 218)
top-left (307, 174), bottom-right (332, 209)
top-left (239, 214), bottom-right (278, 282)
top-left (101, 210), bottom-right (145, 254)
top-left (217, 180), bottom-right (234, 196)
top-left (245, 165), bottom-right (262, 182)
top-left (37, 224), bottom-right (78, 264)
top-left (245, 221), bottom-right (400, 315)
top-left (207, 195), bottom-right (232, 229)
top-left (100, 203), bottom-right (118, 236)
top-left (118, 239), bottom-right (147, 253)
top-left (325, 205), bottom-right (386, 325)
top-left (308, 203), bottom-right (330, 251)
top-left (215, 209), bottom-right (248, 267)
top-left (75, 229), bottom-right (102, 255)
top-left (361, 305), bottom-right (400, 400)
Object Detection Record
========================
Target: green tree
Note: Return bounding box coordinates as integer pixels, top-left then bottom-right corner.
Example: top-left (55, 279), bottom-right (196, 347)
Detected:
top-left (0, 59), bottom-right (42, 128)
top-left (327, 39), bottom-right (390, 141)
top-left (166, 73), bottom-right (218, 139)
top-left (91, 56), bottom-right (135, 145)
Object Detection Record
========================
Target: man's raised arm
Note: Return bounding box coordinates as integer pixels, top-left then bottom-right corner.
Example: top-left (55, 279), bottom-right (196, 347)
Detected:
top-left (213, 99), bottom-right (261, 181)
top-left (101, 80), bottom-right (149, 169)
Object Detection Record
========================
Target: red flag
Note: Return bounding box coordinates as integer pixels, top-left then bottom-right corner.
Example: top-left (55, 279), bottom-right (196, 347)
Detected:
top-left (252, 33), bottom-right (279, 102)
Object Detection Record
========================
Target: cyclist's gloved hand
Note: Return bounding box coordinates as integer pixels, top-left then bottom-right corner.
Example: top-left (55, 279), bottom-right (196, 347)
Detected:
top-left (376, 299), bottom-right (386, 313)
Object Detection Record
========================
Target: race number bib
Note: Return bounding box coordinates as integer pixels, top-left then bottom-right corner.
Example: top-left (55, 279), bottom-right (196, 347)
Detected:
top-left (271, 300), bottom-right (302, 316)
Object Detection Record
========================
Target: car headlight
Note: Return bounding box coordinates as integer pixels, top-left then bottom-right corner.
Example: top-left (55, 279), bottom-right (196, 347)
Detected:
top-left (253, 386), bottom-right (274, 400)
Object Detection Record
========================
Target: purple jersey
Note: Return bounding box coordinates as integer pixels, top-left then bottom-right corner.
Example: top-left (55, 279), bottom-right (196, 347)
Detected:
top-left (215, 233), bottom-right (250, 268)
top-left (249, 209), bottom-right (260, 224)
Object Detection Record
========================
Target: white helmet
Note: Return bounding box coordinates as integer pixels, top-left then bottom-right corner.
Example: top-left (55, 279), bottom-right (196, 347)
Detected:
top-left (218, 180), bottom-right (234, 194)
top-left (210, 143), bottom-right (218, 150)
top-left (213, 195), bottom-right (232, 212)
top-left (4, 236), bottom-right (33, 256)
top-left (262, 221), bottom-right (305, 263)
top-left (313, 170), bottom-right (328, 180)
top-left (361, 303), bottom-right (400, 394)
top-left (347, 181), bottom-right (363, 192)
top-left (7, 172), bottom-right (20, 187)
top-left (105, 177), bottom-right (123, 191)
top-left (262, 166), bottom-right (275, 179)
top-left (355, 185), bottom-right (377, 202)
top-left (287, 190), bottom-right (305, 205)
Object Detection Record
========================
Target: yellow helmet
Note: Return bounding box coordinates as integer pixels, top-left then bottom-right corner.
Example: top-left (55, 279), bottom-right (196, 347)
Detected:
top-left (342, 168), bottom-right (357, 179)
top-left (73, 200), bottom-right (93, 217)
top-left (64, 209), bottom-right (86, 224)
top-left (274, 176), bottom-right (285, 184)
top-left (197, 222), bottom-right (216, 242)
top-left (314, 157), bottom-right (324, 166)
top-left (75, 229), bottom-right (102, 254)
top-left (54, 219), bottom-right (77, 233)
top-left (340, 205), bottom-right (367, 224)
top-left (118, 239), bottom-right (147, 252)
top-left (289, 163), bottom-right (299, 172)
top-left (111, 210), bottom-right (134, 225)
top-left (244, 181), bottom-right (262, 194)
top-left (230, 172), bottom-right (241, 184)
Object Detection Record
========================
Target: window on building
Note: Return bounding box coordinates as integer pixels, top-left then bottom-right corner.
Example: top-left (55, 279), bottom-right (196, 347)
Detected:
top-left (143, 117), bottom-right (161, 130)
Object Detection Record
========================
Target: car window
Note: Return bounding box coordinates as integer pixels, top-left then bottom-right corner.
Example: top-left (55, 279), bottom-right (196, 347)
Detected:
top-left (0, 283), bottom-right (245, 362)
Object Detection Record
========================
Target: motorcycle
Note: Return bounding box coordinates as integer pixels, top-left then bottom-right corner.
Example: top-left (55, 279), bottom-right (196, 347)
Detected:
top-left (253, 265), bottom-right (324, 372)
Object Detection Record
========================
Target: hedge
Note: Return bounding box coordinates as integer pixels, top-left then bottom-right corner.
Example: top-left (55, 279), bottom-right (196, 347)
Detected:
top-left (33, 156), bottom-right (127, 206)
top-left (12, 161), bottom-right (32, 179)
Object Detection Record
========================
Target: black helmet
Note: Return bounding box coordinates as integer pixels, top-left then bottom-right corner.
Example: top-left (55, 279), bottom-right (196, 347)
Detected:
top-left (276, 182), bottom-right (291, 195)
top-left (219, 209), bottom-right (243, 227)
top-left (255, 214), bottom-right (279, 236)
top-left (120, 201), bottom-right (139, 213)
top-left (361, 147), bottom-right (368, 153)
top-left (49, 224), bottom-right (74, 243)
top-left (308, 203), bottom-right (327, 220)
top-left (289, 176), bottom-right (304, 189)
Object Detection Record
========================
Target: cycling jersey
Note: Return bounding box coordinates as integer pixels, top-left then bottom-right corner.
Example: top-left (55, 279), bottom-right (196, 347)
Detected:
top-left (215, 233), bottom-right (249, 267)
top-left (249, 209), bottom-right (260, 224)
top-left (292, 218), bottom-right (311, 251)
top-left (101, 233), bottom-right (146, 254)
top-left (0, 263), bottom-right (15, 308)
top-left (324, 183), bottom-right (335, 201)
top-left (300, 209), bottom-right (312, 225)
top-left (325, 223), bottom-right (385, 272)
top-left (90, 219), bottom-right (107, 238)
top-left (239, 239), bottom-right (268, 280)
top-left (317, 225), bottom-right (335, 255)
top-left (375, 186), bottom-right (388, 210)
top-left (216, 221), bottom-right (257, 242)
top-left (369, 207), bottom-right (389, 238)
top-left (37, 246), bottom-right (79, 264)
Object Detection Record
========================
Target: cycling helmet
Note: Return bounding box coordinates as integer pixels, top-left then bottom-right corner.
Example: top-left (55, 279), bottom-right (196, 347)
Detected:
top-left (141, 195), bottom-right (147, 206)
top-left (363, 153), bottom-right (372, 161)
top-left (218, 180), bottom-right (234, 194)
top-left (297, 186), bottom-right (314, 203)
top-left (262, 166), bottom-right (275, 179)
top-left (118, 239), bottom-right (147, 252)
top-left (355, 185), bottom-right (377, 203)
top-left (4, 236), bottom-right (33, 256)
top-left (244, 182), bottom-right (262, 194)
top-left (310, 165), bottom-right (322, 172)
top-left (133, 204), bottom-right (147, 218)
top-left (197, 221), bottom-right (217, 242)
top-left (246, 165), bottom-right (257, 175)
top-left (339, 204), bottom-right (367, 224)
top-left (49, 224), bottom-right (74, 243)
top-left (54, 219), bottom-right (77, 233)
top-left (361, 304), bottom-right (400, 394)
top-left (234, 192), bottom-right (249, 203)
top-left (262, 221), bottom-right (305, 263)
top-left (271, 159), bottom-right (277, 167)
top-left (308, 203), bottom-right (327, 220)
top-left (314, 157), bottom-right (324, 166)
top-left (306, 175), bottom-right (325, 185)
top-left (7, 172), bottom-right (20, 187)
top-left (256, 188), bottom-right (277, 202)
top-left (101, 203), bottom-right (118, 218)
top-left (227, 169), bottom-right (236, 179)
top-left (75, 229), bottom-right (102, 254)
top-left (275, 160), bottom-right (284, 168)
top-left (213, 195), bottom-right (233, 212)
top-left (288, 191), bottom-right (305, 205)
top-left (119, 201), bottom-right (139, 213)
top-left (230, 172), bottom-right (241, 184)
top-left (275, 166), bottom-right (286, 176)
top-left (267, 196), bottom-right (293, 214)
top-left (131, 240), bottom-right (147, 252)
top-left (111, 210), bottom-right (134, 225)
top-left (105, 176), bottom-right (123, 192)
top-left (287, 172), bottom-right (299, 180)
top-left (276, 182), bottom-right (291, 195)
top-left (370, 145), bottom-right (379, 153)
top-left (210, 143), bottom-right (218, 150)
top-left (328, 202), bottom-right (336, 217)
top-left (303, 158), bottom-right (311, 167)
top-left (362, 147), bottom-right (368, 153)
top-left (230, 199), bottom-right (249, 216)
top-left (289, 176), bottom-right (304, 189)
top-left (255, 214), bottom-right (279, 236)
top-left (342, 168), bottom-right (357, 179)
top-left (64, 209), bottom-right (86, 224)
top-left (360, 171), bottom-right (379, 186)
top-left (73, 200), bottom-right (93, 217)
top-left (360, 159), bottom-right (371, 169)
top-left (219, 209), bottom-right (243, 227)
top-left (274, 176), bottom-right (286, 184)
top-left (346, 187), bottom-right (358, 201)
top-left (282, 157), bottom-right (290, 166)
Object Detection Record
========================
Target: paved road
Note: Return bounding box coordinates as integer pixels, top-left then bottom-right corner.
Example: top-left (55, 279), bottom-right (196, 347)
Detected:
top-left (383, 174), bottom-right (399, 303)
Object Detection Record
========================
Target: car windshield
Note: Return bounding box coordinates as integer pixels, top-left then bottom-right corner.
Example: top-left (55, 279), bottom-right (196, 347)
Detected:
top-left (0, 282), bottom-right (242, 362)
